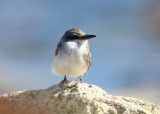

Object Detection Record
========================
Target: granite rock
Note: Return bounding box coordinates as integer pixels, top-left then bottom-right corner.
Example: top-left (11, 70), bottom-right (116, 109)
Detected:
top-left (0, 81), bottom-right (160, 114)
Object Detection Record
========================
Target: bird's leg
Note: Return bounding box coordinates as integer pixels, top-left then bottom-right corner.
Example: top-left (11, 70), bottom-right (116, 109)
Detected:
top-left (79, 76), bottom-right (82, 83)
top-left (64, 75), bottom-right (67, 81)
top-left (61, 75), bottom-right (68, 83)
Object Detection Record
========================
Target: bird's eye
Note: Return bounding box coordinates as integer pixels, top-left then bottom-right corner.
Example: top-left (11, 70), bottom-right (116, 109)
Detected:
top-left (68, 35), bottom-right (79, 40)
top-left (73, 35), bottom-right (78, 38)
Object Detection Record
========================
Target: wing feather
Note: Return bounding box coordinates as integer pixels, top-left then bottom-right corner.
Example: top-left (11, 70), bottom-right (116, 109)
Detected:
top-left (86, 52), bottom-right (91, 70)
top-left (86, 42), bottom-right (91, 72)
top-left (55, 42), bottom-right (61, 56)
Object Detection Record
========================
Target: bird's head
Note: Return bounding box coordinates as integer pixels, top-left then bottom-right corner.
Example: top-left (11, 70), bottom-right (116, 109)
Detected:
top-left (61, 28), bottom-right (96, 42)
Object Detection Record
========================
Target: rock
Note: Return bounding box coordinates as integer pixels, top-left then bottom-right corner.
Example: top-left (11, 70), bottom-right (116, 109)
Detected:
top-left (0, 81), bottom-right (159, 114)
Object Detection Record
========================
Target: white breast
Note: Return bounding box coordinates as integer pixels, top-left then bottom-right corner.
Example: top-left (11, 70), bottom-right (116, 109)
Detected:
top-left (52, 40), bottom-right (89, 78)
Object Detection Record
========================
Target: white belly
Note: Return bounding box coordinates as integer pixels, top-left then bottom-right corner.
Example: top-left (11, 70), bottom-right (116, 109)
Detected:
top-left (52, 41), bottom-right (89, 78)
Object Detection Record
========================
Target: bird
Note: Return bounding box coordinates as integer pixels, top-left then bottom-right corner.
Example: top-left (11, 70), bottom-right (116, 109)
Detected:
top-left (52, 28), bottom-right (96, 82)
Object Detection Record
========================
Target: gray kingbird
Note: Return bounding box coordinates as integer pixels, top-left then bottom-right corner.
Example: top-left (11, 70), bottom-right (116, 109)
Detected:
top-left (52, 28), bottom-right (96, 82)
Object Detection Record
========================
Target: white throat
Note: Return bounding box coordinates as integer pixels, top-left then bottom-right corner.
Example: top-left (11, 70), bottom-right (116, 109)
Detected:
top-left (69, 39), bottom-right (88, 47)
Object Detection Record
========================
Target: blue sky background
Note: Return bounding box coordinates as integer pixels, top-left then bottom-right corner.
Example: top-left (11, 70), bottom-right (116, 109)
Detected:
top-left (0, 0), bottom-right (160, 104)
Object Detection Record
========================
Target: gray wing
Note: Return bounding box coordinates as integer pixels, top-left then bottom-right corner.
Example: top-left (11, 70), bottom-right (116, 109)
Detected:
top-left (86, 52), bottom-right (91, 70)
top-left (86, 42), bottom-right (91, 72)
top-left (55, 42), bottom-right (61, 56)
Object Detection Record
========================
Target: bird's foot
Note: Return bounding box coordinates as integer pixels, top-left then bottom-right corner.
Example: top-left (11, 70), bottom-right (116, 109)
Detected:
top-left (60, 79), bottom-right (68, 83)
top-left (60, 76), bottom-right (68, 84)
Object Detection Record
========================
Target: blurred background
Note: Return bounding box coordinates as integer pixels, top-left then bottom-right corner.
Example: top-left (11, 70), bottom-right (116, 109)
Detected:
top-left (0, 0), bottom-right (160, 104)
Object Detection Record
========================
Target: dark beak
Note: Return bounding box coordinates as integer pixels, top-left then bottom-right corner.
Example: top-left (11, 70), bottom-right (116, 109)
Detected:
top-left (81, 35), bottom-right (96, 40)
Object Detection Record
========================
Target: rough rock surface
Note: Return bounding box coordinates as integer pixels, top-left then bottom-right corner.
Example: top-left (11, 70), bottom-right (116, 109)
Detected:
top-left (0, 81), bottom-right (160, 114)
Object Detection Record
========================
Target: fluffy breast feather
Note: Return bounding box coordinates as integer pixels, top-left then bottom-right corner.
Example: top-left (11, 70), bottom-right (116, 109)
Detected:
top-left (52, 40), bottom-right (91, 77)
